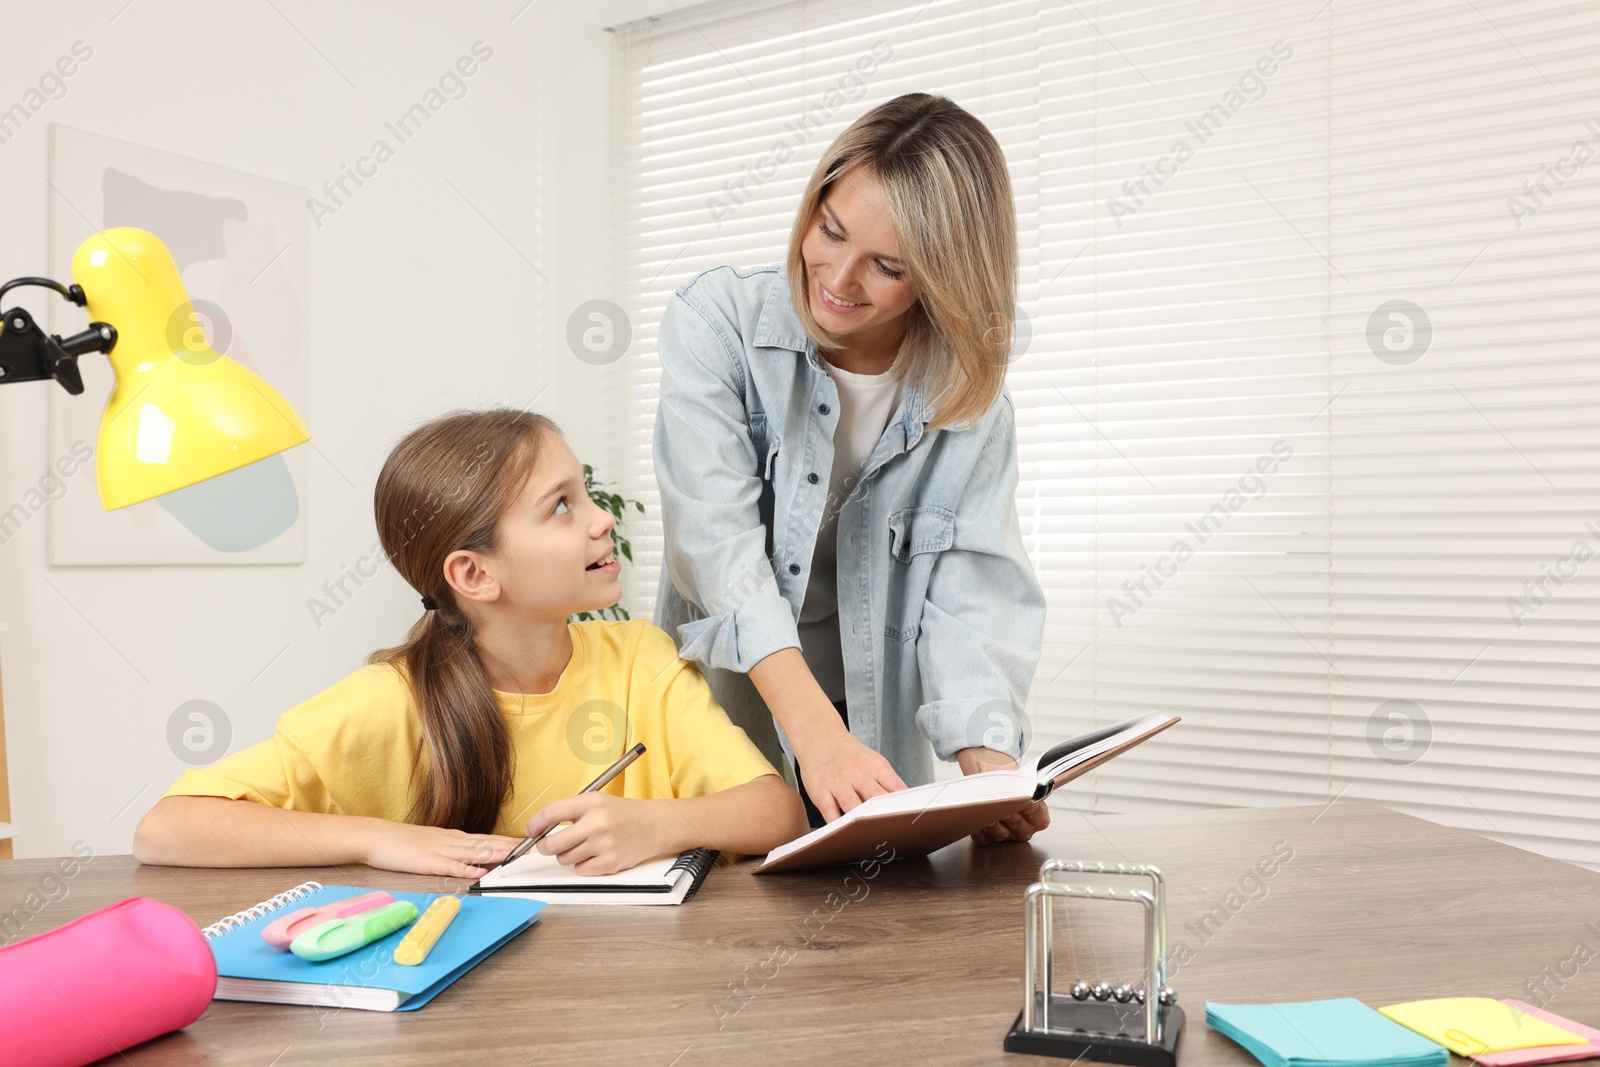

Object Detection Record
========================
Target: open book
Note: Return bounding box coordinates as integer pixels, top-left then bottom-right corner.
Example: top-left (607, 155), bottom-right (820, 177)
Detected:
top-left (754, 712), bottom-right (1179, 874)
top-left (470, 847), bottom-right (718, 905)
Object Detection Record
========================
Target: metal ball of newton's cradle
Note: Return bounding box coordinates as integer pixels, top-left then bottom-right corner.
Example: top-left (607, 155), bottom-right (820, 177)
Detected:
top-left (1158, 985), bottom-right (1178, 1006)
top-left (1091, 981), bottom-right (1113, 1001)
top-left (1112, 983), bottom-right (1134, 1003)
top-left (1134, 985), bottom-right (1146, 1004)
top-left (1070, 980), bottom-right (1092, 1001)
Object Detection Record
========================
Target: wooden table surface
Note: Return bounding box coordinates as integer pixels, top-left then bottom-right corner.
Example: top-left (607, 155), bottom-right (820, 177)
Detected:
top-left (4, 802), bottom-right (1596, 1066)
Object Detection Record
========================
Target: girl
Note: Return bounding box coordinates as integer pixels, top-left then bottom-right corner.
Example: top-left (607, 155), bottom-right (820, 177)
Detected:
top-left (653, 92), bottom-right (1050, 841)
top-left (135, 409), bottom-right (808, 879)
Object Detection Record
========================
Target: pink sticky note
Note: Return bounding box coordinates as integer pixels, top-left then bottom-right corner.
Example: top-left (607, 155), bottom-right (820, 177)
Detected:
top-left (1473, 1002), bottom-right (1600, 1067)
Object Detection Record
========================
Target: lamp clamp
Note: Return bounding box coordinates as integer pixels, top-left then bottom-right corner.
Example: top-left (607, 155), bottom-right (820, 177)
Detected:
top-left (0, 277), bottom-right (118, 397)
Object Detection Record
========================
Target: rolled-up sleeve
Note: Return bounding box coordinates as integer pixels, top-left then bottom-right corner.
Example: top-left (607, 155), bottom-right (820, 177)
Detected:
top-left (653, 290), bottom-right (800, 673)
top-left (913, 399), bottom-right (1047, 762)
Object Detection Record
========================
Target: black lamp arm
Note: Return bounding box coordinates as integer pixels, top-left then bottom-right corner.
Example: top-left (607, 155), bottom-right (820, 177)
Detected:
top-left (0, 275), bottom-right (116, 396)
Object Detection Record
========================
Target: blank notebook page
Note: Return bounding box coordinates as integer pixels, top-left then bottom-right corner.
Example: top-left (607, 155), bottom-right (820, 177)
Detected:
top-left (478, 851), bottom-right (680, 889)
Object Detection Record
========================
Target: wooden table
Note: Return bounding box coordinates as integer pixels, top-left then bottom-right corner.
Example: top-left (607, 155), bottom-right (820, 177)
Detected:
top-left (5, 802), bottom-right (1596, 1066)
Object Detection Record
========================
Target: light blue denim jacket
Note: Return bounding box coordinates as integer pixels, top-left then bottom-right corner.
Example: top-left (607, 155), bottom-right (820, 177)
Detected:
top-left (652, 264), bottom-right (1046, 788)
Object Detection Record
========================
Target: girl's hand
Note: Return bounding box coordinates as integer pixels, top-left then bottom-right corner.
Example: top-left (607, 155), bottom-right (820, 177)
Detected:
top-left (791, 726), bottom-right (908, 822)
top-left (359, 819), bottom-right (520, 879)
top-left (526, 794), bottom-right (675, 876)
top-left (955, 747), bottom-right (1052, 845)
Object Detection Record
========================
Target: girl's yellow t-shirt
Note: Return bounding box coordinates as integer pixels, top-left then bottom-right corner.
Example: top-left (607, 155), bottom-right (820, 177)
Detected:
top-left (163, 620), bottom-right (780, 837)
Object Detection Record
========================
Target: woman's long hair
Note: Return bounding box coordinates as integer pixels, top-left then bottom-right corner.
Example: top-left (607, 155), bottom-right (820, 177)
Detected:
top-left (369, 408), bottom-right (558, 833)
top-left (786, 92), bottom-right (1018, 430)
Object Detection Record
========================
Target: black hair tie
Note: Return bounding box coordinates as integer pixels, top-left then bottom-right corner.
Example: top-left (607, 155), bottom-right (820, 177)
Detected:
top-left (420, 595), bottom-right (438, 611)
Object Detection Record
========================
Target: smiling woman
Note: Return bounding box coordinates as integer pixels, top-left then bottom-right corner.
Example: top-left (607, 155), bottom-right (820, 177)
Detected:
top-left (653, 93), bottom-right (1048, 844)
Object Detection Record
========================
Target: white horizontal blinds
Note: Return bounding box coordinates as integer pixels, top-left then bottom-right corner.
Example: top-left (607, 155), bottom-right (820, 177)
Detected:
top-left (1022, 2), bottom-right (1337, 813)
top-left (615, 0), bottom-right (1045, 618)
top-left (1323, 1), bottom-right (1600, 866)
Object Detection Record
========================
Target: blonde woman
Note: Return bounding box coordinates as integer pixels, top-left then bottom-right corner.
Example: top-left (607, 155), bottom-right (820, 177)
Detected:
top-left (654, 93), bottom-right (1048, 842)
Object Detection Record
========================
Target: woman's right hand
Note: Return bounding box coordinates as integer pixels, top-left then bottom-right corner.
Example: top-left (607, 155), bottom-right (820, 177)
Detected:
top-left (359, 819), bottom-right (521, 879)
top-left (791, 725), bottom-right (908, 822)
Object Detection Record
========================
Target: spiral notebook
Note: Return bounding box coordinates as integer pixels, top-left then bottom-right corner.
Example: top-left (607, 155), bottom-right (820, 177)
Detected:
top-left (470, 847), bottom-right (718, 905)
top-left (202, 882), bottom-right (544, 1012)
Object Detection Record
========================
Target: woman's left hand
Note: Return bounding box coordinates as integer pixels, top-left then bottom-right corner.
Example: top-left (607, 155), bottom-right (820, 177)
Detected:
top-left (954, 747), bottom-right (1053, 845)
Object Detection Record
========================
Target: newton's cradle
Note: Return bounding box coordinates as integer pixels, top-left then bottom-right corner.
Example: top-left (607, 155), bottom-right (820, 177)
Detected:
top-left (1004, 860), bottom-right (1185, 1065)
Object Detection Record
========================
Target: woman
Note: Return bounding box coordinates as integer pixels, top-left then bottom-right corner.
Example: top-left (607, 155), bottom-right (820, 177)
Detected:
top-left (653, 93), bottom-right (1048, 842)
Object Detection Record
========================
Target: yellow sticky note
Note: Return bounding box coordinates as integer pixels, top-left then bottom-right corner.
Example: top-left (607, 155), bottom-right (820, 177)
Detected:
top-left (1380, 998), bottom-right (1589, 1057)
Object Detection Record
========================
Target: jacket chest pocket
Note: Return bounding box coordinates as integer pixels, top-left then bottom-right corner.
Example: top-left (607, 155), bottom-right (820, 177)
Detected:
top-left (883, 505), bottom-right (955, 641)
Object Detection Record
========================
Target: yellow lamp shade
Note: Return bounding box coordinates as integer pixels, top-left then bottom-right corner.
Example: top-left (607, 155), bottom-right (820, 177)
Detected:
top-left (70, 227), bottom-right (310, 510)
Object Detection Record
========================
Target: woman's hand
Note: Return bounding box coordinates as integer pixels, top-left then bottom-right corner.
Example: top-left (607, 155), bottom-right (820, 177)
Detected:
top-left (527, 794), bottom-right (677, 876)
top-left (791, 725), bottom-right (908, 822)
top-left (955, 747), bottom-right (1052, 845)
top-left (359, 820), bottom-right (520, 879)
top-left (747, 648), bottom-right (908, 823)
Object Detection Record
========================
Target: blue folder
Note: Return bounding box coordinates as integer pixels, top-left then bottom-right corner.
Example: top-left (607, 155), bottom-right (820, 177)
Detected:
top-left (207, 884), bottom-right (544, 1012)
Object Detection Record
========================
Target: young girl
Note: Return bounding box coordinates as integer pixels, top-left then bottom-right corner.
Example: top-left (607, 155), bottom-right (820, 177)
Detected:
top-left (135, 409), bottom-right (808, 879)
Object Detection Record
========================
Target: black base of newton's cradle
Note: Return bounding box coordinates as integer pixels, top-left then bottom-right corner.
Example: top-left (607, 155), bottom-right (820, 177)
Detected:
top-left (1004, 999), bottom-right (1185, 1065)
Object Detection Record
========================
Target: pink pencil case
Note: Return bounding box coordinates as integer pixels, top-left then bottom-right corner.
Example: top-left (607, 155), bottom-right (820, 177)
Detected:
top-left (0, 896), bottom-right (217, 1067)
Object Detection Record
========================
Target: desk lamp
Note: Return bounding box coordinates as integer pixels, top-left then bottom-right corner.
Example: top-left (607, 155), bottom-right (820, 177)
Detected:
top-left (0, 226), bottom-right (310, 509)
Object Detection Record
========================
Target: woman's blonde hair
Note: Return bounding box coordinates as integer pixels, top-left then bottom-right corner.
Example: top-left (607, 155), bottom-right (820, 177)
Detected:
top-left (786, 92), bottom-right (1018, 430)
top-left (370, 408), bottom-right (559, 833)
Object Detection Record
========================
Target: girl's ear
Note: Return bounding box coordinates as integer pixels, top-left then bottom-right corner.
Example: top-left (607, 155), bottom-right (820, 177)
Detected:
top-left (443, 549), bottom-right (499, 604)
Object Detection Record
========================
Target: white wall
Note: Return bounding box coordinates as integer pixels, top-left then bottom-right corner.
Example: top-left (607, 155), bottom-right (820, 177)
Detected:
top-left (0, 0), bottom-right (627, 858)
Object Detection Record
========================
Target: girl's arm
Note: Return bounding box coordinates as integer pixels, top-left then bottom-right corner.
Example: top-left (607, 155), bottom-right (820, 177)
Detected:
top-left (134, 795), bottom-right (521, 879)
top-left (524, 774), bottom-right (808, 876)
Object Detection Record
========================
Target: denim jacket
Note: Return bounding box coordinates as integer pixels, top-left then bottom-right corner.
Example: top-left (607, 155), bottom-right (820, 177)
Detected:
top-left (652, 264), bottom-right (1046, 788)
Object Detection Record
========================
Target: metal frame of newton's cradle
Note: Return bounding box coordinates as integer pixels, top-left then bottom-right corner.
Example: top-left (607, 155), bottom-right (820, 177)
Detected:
top-left (1004, 860), bottom-right (1185, 1065)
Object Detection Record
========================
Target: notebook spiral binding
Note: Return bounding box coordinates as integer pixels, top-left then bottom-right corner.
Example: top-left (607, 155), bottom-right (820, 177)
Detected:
top-left (200, 880), bottom-right (325, 940)
top-left (673, 849), bottom-right (718, 904)
top-left (668, 848), bottom-right (716, 875)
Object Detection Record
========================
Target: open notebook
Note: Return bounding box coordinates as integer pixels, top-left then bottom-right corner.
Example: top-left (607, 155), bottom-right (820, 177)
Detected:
top-left (470, 847), bottom-right (718, 905)
top-left (754, 712), bottom-right (1180, 873)
top-left (203, 882), bottom-right (543, 1012)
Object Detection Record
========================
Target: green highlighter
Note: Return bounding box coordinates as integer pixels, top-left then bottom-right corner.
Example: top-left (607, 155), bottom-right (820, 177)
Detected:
top-left (289, 900), bottom-right (420, 962)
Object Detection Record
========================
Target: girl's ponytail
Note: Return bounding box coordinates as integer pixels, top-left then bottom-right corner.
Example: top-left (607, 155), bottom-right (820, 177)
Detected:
top-left (369, 409), bottom-right (558, 833)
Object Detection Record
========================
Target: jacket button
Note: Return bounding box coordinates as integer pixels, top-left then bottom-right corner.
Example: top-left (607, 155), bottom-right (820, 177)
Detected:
top-left (819, 403), bottom-right (830, 415)
top-left (788, 563), bottom-right (801, 575)
top-left (807, 472), bottom-right (819, 484)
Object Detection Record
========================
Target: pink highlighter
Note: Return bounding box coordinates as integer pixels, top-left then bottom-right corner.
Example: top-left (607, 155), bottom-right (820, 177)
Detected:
top-left (260, 892), bottom-right (394, 950)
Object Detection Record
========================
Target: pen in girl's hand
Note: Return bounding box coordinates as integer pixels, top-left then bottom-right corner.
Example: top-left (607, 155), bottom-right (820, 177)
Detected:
top-left (494, 742), bottom-right (647, 870)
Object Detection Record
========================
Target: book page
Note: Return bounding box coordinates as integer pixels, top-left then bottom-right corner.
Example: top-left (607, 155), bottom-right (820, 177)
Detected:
top-left (1031, 713), bottom-right (1179, 787)
top-left (762, 769), bottom-right (1033, 864)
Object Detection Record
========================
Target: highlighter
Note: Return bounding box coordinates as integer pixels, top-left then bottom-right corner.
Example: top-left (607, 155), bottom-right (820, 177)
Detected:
top-left (260, 890), bottom-right (394, 949)
top-left (394, 896), bottom-right (462, 966)
top-left (289, 900), bottom-right (420, 962)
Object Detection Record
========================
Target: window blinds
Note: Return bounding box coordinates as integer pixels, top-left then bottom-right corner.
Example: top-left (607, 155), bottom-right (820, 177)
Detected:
top-left (613, 0), bottom-right (1600, 868)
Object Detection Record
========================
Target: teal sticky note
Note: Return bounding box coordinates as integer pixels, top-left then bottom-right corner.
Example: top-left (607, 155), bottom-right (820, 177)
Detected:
top-left (1206, 998), bottom-right (1451, 1067)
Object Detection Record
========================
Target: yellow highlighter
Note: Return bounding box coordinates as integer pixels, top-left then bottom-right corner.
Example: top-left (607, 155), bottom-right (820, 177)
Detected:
top-left (393, 896), bottom-right (461, 967)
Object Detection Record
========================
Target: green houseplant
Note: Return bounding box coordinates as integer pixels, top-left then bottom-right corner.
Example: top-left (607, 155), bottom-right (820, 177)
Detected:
top-left (571, 463), bottom-right (645, 623)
